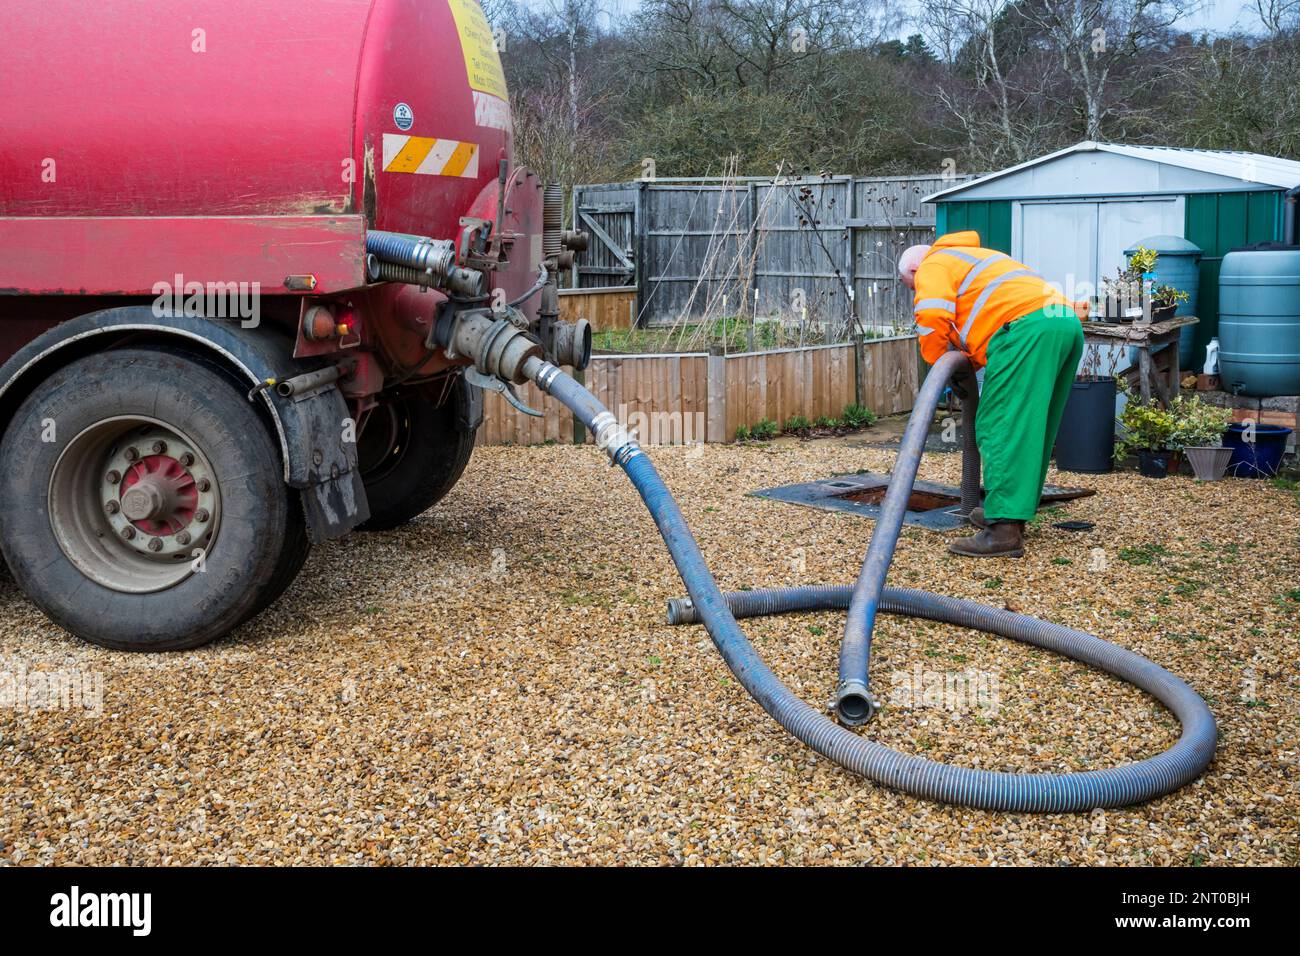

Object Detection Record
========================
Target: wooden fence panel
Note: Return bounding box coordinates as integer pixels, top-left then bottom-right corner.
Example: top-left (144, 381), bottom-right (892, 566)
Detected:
top-left (478, 336), bottom-right (918, 445)
top-left (559, 286), bottom-right (636, 331)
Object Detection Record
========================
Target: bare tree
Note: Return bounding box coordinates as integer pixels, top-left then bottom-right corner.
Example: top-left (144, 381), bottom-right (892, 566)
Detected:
top-left (1254, 0), bottom-right (1300, 33)
top-left (510, 83), bottom-right (622, 187)
top-left (1166, 27), bottom-right (1300, 157)
top-left (626, 0), bottom-right (733, 90)
top-left (1025, 0), bottom-right (1196, 141)
top-left (497, 0), bottom-right (1298, 184)
top-left (920, 0), bottom-right (1058, 166)
top-left (630, 0), bottom-right (900, 93)
top-left (713, 0), bottom-right (901, 91)
top-left (516, 0), bottom-right (607, 138)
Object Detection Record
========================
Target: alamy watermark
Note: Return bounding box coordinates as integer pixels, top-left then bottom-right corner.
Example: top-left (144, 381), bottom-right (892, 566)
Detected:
top-left (0, 658), bottom-right (103, 717)
top-left (616, 404), bottom-right (705, 447)
top-left (152, 273), bottom-right (260, 328)
top-left (888, 664), bottom-right (1000, 714)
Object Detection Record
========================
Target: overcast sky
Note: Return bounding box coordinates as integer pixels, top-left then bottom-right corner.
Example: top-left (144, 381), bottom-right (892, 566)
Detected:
top-left (573, 0), bottom-right (1267, 37)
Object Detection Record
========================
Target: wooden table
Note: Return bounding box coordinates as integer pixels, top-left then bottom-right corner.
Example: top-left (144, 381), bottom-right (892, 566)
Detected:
top-left (1081, 315), bottom-right (1198, 407)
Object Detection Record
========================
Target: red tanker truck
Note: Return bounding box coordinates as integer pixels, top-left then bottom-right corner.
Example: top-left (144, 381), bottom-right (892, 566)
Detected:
top-left (0, 0), bottom-right (589, 650)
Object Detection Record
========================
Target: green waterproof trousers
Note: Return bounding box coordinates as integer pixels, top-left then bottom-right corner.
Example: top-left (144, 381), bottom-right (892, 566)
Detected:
top-left (976, 306), bottom-right (1085, 522)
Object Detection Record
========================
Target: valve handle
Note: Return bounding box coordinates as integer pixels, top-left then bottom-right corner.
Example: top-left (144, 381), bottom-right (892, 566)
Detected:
top-left (463, 367), bottom-right (542, 418)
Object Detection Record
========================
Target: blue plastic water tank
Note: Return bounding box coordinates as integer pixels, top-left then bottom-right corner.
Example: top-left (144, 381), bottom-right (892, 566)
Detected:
top-left (1218, 244), bottom-right (1300, 397)
top-left (1124, 235), bottom-right (1202, 368)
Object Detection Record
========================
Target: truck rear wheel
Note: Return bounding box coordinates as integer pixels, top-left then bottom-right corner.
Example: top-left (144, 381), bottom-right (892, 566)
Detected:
top-left (0, 347), bottom-right (308, 650)
top-left (356, 384), bottom-right (476, 531)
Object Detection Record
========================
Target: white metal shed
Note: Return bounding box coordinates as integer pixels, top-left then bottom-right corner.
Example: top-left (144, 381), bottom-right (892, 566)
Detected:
top-left (924, 141), bottom-right (1300, 367)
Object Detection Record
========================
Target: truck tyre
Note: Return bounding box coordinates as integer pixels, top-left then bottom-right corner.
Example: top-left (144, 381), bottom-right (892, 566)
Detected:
top-left (0, 347), bottom-right (308, 650)
top-left (356, 385), bottom-right (476, 531)
top-left (243, 493), bottom-right (311, 622)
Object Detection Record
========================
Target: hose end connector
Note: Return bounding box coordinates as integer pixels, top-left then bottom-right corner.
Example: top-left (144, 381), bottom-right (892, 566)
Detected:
top-left (666, 597), bottom-right (696, 625)
top-left (833, 680), bottom-right (879, 726)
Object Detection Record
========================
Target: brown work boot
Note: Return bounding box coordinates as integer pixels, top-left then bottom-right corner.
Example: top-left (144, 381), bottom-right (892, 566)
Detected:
top-left (967, 506), bottom-right (988, 529)
top-left (949, 520), bottom-right (1025, 558)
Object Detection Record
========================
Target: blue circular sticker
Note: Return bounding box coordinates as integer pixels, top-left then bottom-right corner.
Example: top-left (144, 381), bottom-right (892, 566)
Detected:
top-left (393, 103), bottom-right (414, 131)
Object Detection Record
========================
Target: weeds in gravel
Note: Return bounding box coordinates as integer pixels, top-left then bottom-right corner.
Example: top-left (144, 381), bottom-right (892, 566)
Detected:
top-left (1026, 508), bottom-right (1061, 527)
top-left (1118, 543), bottom-right (1168, 565)
top-left (841, 404), bottom-right (875, 429)
top-left (735, 406), bottom-right (878, 443)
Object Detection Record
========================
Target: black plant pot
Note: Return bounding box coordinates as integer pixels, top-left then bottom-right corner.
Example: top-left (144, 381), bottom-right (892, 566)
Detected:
top-left (1138, 449), bottom-right (1171, 478)
top-left (1055, 376), bottom-right (1116, 473)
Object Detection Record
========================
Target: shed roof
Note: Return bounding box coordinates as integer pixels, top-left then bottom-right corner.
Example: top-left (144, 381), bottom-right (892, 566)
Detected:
top-left (924, 142), bottom-right (1300, 203)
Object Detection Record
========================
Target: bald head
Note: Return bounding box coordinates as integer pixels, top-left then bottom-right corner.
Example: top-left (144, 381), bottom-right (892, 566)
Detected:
top-left (898, 244), bottom-right (931, 290)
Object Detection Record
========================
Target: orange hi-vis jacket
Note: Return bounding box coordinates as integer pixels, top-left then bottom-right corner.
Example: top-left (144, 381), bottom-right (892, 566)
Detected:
top-left (912, 231), bottom-right (1079, 369)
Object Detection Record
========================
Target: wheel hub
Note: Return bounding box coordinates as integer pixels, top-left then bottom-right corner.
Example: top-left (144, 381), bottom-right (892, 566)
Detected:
top-left (99, 428), bottom-right (217, 562)
top-left (119, 456), bottom-right (197, 528)
top-left (50, 418), bottom-right (222, 592)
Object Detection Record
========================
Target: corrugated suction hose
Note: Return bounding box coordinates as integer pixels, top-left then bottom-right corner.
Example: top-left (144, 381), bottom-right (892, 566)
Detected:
top-left (523, 354), bottom-right (1217, 812)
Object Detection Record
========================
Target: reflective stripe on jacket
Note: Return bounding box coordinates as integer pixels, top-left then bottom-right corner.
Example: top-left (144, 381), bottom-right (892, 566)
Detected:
top-left (912, 230), bottom-right (1077, 368)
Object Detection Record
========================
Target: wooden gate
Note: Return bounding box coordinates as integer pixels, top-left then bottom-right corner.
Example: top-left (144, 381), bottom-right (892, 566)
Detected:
top-left (571, 182), bottom-right (638, 290)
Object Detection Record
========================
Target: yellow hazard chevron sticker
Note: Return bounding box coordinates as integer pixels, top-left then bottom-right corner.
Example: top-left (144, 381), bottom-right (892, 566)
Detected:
top-left (381, 134), bottom-right (479, 178)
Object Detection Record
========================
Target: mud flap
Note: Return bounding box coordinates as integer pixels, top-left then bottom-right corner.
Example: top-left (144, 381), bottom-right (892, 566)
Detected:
top-left (273, 381), bottom-right (371, 541)
top-left (455, 376), bottom-right (484, 433)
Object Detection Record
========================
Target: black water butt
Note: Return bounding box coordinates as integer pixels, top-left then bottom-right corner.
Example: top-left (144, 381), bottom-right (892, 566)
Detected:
top-left (1054, 376), bottom-right (1116, 473)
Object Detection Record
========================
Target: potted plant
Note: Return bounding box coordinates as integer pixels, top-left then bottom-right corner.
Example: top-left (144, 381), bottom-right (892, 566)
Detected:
top-left (1101, 246), bottom-right (1157, 321)
top-left (1115, 387), bottom-right (1176, 478)
top-left (1151, 284), bottom-right (1189, 323)
top-left (1099, 270), bottom-right (1143, 322)
top-left (1171, 395), bottom-right (1233, 480)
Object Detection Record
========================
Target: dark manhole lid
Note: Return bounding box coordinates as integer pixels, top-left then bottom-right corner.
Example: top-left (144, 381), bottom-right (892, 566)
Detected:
top-left (750, 472), bottom-right (1095, 531)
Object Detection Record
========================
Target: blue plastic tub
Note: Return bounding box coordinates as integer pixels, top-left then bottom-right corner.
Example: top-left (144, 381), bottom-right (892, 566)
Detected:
top-left (1224, 423), bottom-right (1293, 478)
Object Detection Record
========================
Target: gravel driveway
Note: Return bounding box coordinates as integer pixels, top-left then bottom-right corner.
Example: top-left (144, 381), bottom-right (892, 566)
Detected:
top-left (2, 432), bottom-right (1296, 865)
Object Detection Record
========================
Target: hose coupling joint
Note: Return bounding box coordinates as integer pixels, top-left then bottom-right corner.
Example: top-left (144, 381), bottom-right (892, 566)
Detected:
top-left (833, 679), bottom-right (879, 726)
top-left (591, 411), bottom-right (640, 465)
top-left (532, 360), bottom-right (563, 393)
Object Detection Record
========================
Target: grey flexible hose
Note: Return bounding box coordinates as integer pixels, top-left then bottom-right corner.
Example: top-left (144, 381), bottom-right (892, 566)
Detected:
top-left (524, 355), bottom-right (1218, 812)
top-left (836, 352), bottom-right (980, 724)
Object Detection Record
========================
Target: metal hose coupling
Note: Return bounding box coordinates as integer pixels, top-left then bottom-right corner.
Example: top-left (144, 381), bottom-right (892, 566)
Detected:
top-left (833, 679), bottom-right (879, 726)
top-left (666, 596), bottom-right (694, 625)
top-left (435, 309), bottom-right (541, 384)
top-left (590, 410), bottom-right (641, 465)
top-left (549, 318), bottom-right (592, 370)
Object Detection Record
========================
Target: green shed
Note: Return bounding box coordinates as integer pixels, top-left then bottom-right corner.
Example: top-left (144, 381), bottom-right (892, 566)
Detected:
top-left (924, 142), bottom-right (1300, 369)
